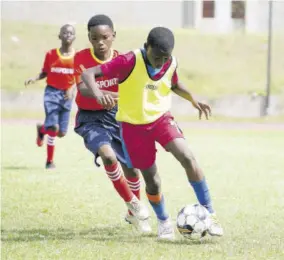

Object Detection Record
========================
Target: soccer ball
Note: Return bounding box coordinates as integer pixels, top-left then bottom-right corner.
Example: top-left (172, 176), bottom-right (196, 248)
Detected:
top-left (177, 204), bottom-right (211, 239)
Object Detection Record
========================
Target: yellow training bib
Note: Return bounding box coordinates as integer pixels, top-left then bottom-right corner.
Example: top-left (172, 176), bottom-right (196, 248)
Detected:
top-left (116, 49), bottom-right (177, 125)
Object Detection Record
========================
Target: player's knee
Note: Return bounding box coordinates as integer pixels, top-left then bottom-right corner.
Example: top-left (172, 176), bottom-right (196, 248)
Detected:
top-left (100, 153), bottom-right (117, 166)
top-left (123, 167), bottom-right (140, 178)
top-left (46, 124), bottom-right (59, 132)
top-left (178, 151), bottom-right (197, 171)
top-left (145, 174), bottom-right (161, 195)
top-left (57, 131), bottom-right (66, 138)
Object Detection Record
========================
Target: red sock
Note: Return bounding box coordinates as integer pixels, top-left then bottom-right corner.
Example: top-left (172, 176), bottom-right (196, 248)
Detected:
top-left (40, 125), bottom-right (47, 135)
top-left (126, 177), bottom-right (140, 215)
top-left (105, 163), bottom-right (134, 202)
top-left (46, 130), bottom-right (57, 163)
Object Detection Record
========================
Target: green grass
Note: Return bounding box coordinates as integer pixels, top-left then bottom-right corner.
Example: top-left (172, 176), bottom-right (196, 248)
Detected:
top-left (2, 123), bottom-right (284, 260)
top-left (2, 107), bottom-right (284, 123)
top-left (2, 20), bottom-right (284, 97)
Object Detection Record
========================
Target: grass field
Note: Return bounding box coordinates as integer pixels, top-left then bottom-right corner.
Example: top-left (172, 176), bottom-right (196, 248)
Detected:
top-left (1, 122), bottom-right (284, 260)
top-left (2, 108), bottom-right (284, 124)
top-left (2, 20), bottom-right (284, 97)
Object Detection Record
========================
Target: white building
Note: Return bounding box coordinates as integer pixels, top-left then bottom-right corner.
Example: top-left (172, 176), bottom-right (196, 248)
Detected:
top-left (187, 0), bottom-right (284, 33)
top-left (2, 0), bottom-right (284, 33)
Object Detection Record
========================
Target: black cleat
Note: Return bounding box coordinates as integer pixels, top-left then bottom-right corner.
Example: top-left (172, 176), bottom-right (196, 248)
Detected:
top-left (45, 161), bottom-right (56, 169)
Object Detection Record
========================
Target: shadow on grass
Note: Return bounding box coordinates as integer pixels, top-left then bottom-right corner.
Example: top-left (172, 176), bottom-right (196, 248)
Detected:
top-left (158, 237), bottom-right (218, 246)
top-left (1, 227), bottom-right (217, 245)
top-left (2, 226), bottom-right (150, 244)
top-left (2, 165), bottom-right (38, 171)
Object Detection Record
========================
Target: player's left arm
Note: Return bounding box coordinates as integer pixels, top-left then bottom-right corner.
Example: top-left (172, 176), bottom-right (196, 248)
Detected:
top-left (171, 71), bottom-right (211, 120)
top-left (64, 83), bottom-right (76, 100)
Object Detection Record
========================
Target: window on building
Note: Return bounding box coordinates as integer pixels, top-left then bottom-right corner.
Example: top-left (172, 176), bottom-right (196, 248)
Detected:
top-left (231, 0), bottom-right (245, 19)
top-left (202, 0), bottom-right (215, 18)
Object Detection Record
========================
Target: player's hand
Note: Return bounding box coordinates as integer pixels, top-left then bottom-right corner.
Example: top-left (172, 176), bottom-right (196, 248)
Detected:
top-left (96, 94), bottom-right (118, 110)
top-left (191, 101), bottom-right (212, 120)
top-left (24, 78), bottom-right (36, 87)
top-left (64, 88), bottom-right (74, 100)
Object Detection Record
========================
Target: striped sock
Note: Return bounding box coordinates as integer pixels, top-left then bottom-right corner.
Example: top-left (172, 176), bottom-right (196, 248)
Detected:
top-left (147, 193), bottom-right (169, 221)
top-left (47, 135), bottom-right (56, 163)
top-left (126, 177), bottom-right (140, 215)
top-left (46, 130), bottom-right (57, 163)
top-left (105, 163), bottom-right (134, 202)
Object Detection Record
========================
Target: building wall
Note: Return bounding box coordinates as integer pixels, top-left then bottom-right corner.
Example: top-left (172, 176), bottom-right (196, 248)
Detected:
top-left (246, 0), bottom-right (284, 33)
top-left (194, 0), bottom-right (284, 33)
top-left (1, 1), bottom-right (183, 29)
top-left (194, 0), bottom-right (245, 33)
top-left (2, 0), bottom-right (284, 33)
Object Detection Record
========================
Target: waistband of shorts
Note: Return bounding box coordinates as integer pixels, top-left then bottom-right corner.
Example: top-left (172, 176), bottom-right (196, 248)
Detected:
top-left (45, 85), bottom-right (67, 92)
top-left (78, 106), bottom-right (117, 114)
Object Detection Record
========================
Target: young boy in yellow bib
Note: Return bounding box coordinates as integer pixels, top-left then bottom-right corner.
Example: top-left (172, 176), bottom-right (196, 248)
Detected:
top-left (81, 27), bottom-right (224, 240)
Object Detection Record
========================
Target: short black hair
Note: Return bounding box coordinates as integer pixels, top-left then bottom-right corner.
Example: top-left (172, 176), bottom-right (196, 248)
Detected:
top-left (60, 24), bottom-right (75, 33)
top-left (87, 14), bottom-right (114, 31)
top-left (147, 27), bottom-right (175, 53)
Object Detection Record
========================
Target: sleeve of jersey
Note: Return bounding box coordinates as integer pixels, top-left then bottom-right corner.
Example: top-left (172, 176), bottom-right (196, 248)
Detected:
top-left (41, 52), bottom-right (50, 73)
top-left (74, 53), bottom-right (84, 85)
top-left (100, 52), bottom-right (135, 83)
top-left (171, 69), bottom-right (179, 87)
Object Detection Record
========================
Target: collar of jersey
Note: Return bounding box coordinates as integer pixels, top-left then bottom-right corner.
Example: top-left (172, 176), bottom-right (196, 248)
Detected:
top-left (90, 48), bottom-right (114, 64)
top-left (141, 48), bottom-right (162, 76)
top-left (56, 48), bottom-right (75, 59)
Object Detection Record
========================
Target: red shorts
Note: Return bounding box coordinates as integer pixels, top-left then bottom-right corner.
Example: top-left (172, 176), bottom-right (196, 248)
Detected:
top-left (120, 112), bottom-right (184, 170)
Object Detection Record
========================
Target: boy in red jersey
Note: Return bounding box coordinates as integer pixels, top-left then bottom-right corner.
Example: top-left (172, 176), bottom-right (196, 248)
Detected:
top-left (82, 27), bottom-right (224, 240)
top-left (25, 24), bottom-right (76, 169)
top-left (74, 15), bottom-right (150, 232)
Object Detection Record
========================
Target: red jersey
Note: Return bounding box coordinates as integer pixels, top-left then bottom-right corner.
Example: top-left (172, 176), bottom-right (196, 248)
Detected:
top-left (42, 48), bottom-right (75, 90)
top-left (74, 48), bottom-right (119, 110)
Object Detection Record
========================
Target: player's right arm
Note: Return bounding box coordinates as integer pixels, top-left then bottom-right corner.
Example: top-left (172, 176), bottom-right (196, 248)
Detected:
top-left (24, 72), bottom-right (47, 86)
top-left (81, 66), bottom-right (116, 110)
top-left (82, 52), bottom-right (134, 109)
top-left (74, 52), bottom-right (118, 107)
top-left (77, 81), bottom-right (118, 99)
top-left (81, 66), bottom-right (104, 99)
top-left (25, 51), bottom-right (49, 86)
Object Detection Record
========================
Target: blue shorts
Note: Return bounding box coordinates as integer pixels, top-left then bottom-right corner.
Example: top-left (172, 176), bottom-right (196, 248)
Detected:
top-left (44, 85), bottom-right (72, 133)
top-left (74, 107), bottom-right (127, 166)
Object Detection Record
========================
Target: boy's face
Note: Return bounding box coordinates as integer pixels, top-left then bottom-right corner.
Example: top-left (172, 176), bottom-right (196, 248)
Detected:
top-left (146, 45), bottom-right (172, 69)
top-left (88, 25), bottom-right (115, 56)
top-left (59, 25), bottom-right (75, 45)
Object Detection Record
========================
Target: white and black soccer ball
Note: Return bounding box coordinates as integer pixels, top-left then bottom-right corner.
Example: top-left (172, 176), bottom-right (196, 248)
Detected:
top-left (177, 204), bottom-right (211, 239)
